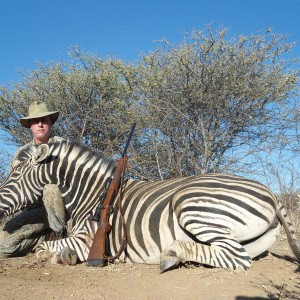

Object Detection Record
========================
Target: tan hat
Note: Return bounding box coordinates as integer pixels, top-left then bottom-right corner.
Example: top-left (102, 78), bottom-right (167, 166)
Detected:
top-left (20, 101), bottom-right (59, 128)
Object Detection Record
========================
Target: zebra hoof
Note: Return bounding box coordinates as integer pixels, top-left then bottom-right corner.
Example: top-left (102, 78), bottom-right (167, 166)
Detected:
top-left (160, 255), bottom-right (181, 273)
top-left (37, 250), bottom-right (54, 262)
top-left (59, 247), bottom-right (77, 265)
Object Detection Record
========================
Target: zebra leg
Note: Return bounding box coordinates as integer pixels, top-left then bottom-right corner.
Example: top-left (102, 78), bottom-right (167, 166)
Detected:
top-left (35, 234), bottom-right (90, 265)
top-left (160, 227), bottom-right (252, 273)
top-left (35, 218), bottom-right (96, 265)
top-left (42, 184), bottom-right (68, 234)
top-left (37, 247), bottom-right (78, 265)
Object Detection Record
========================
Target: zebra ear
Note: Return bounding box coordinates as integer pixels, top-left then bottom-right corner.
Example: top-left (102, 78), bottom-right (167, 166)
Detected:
top-left (33, 144), bottom-right (50, 165)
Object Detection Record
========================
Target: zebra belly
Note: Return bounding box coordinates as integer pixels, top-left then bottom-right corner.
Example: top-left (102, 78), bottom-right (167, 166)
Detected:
top-left (231, 218), bottom-right (272, 242)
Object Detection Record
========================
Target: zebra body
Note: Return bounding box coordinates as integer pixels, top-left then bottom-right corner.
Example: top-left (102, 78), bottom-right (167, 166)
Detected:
top-left (0, 140), bottom-right (299, 271)
top-left (110, 175), bottom-right (285, 269)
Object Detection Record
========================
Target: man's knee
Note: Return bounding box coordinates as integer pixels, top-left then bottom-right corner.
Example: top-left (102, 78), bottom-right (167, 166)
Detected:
top-left (0, 228), bottom-right (41, 258)
top-left (0, 212), bottom-right (49, 258)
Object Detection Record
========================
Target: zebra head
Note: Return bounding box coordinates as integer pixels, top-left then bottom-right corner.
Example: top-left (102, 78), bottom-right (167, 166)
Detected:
top-left (0, 144), bottom-right (50, 219)
top-left (0, 140), bottom-right (116, 224)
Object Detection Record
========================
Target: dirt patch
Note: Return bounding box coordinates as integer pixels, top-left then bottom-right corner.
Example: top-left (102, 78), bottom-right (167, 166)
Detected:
top-left (0, 235), bottom-right (299, 300)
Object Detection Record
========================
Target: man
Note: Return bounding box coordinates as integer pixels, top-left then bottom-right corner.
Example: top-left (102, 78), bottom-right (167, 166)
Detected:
top-left (11, 101), bottom-right (62, 168)
top-left (0, 101), bottom-right (67, 258)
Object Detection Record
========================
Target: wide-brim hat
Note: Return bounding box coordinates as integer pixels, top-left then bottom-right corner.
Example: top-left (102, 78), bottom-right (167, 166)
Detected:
top-left (20, 101), bottom-right (59, 128)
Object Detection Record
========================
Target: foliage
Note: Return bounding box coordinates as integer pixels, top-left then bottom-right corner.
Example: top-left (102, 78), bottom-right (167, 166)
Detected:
top-left (0, 151), bottom-right (12, 184)
top-left (0, 26), bottom-right (299, 183)
top-left (135, 27), bottom-right (299, 178)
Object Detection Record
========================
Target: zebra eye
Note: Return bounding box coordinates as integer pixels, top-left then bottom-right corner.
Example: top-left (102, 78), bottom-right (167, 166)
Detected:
top-left (11, 165), bottom-right (22, 176)
top-left (13, 169), bottom-right (22, 177)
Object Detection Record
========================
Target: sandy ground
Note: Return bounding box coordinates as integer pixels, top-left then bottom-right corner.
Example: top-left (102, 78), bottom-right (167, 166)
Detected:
top-left (0, 234), bottom-right (299, 300)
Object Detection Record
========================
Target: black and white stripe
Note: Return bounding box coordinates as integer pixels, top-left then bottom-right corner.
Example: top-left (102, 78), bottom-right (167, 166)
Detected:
top-left (0, 140), bottom-right (299, 271)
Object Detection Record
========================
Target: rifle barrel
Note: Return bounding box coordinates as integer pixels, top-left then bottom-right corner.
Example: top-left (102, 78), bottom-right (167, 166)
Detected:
top-left (122, 123), bottom-right (136, 157)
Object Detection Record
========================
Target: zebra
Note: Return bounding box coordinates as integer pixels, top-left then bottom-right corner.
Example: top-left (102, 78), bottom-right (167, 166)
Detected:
top-left (0, 139), bottom-right (299, 272)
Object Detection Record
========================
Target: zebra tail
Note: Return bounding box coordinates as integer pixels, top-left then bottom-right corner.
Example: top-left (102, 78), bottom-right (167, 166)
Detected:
top-left (276, 203), bottom-right (300, 261)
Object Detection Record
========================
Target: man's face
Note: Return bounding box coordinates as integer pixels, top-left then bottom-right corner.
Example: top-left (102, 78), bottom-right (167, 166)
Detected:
top-left (29, 116), bottom-right (52, 143)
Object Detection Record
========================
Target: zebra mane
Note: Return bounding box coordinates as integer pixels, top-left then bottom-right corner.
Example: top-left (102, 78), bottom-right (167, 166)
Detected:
top-left (49, 139), bottom-right (115, 167)
top-left (15, 138), bottom-right (115, 170)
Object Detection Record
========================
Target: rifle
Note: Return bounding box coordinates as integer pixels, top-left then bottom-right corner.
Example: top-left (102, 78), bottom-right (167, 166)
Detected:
top-left (87, 123), bottom-right (136, 267)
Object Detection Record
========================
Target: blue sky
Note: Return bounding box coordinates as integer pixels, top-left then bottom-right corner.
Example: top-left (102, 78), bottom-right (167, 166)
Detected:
top-left (1, 0), bottom-right (300, 157)
top-left (1, 0), bottom-right (300, 86)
